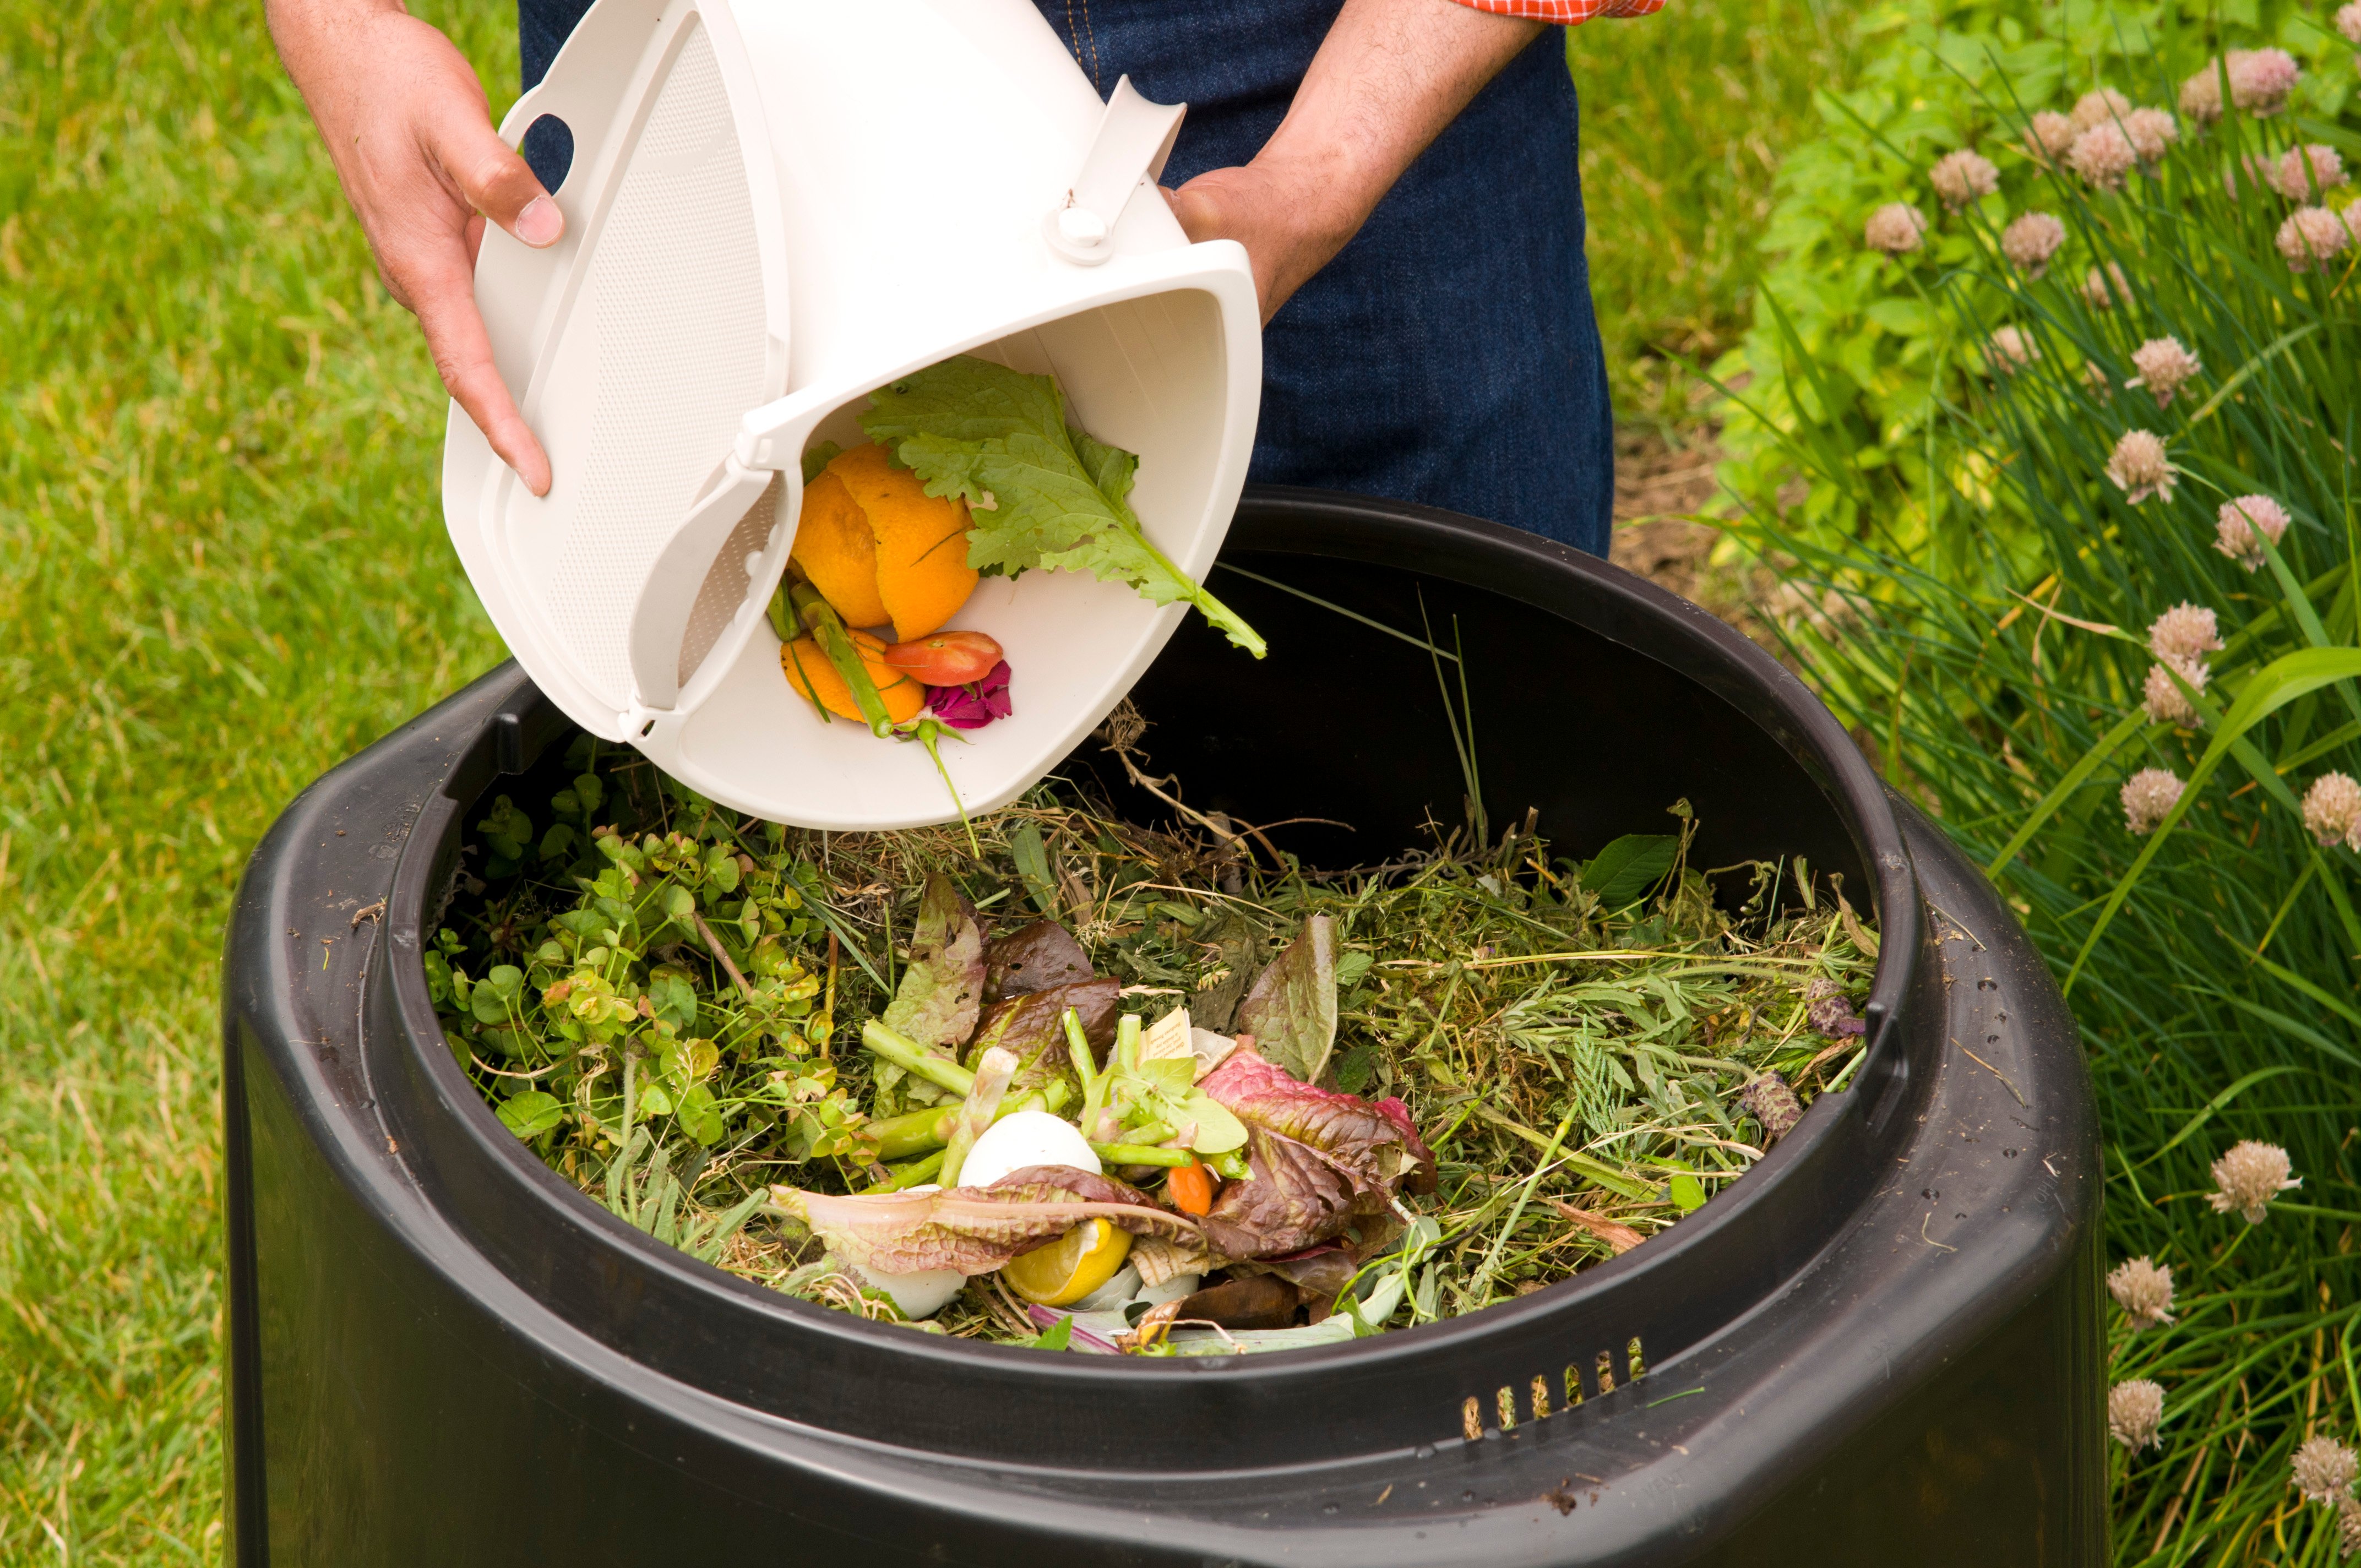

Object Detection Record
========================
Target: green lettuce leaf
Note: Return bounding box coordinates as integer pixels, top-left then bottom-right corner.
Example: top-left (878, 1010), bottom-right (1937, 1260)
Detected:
top-left (859, 356), bottom-right (1265, 657)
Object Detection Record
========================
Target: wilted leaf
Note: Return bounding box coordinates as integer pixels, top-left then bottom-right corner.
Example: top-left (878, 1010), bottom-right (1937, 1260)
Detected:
top-left (983, 919), bottom-right (1095, 1001)
top-left (1234, 916), bottom-right (1337, 1082)
top-left (769, 1166), bottom-right (1196, 1275)
top-left (1580, 834), bottom-right (1678, 910)
top-left (968, 977), bottom-right (1120, 1081)
top-left (882, 874), bottom-right (986, 1050)
top-left (1174, 1275), bottom-right (1299, 1329)
top-left (1189, 914), bottom-right (1258, 1033)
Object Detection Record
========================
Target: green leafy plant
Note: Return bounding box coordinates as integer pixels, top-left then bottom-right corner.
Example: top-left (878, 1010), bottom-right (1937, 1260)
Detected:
top-left (1715, 0), bottom-right (2357, 571)
top-left (1736, 34), bottom-right (2361, 1559)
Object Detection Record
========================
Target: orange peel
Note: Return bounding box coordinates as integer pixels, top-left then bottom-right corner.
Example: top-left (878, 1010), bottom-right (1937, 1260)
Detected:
top-left (788, 444), bottom-right (976, 642)
top-left (780, 630), bottom-right (926, 725)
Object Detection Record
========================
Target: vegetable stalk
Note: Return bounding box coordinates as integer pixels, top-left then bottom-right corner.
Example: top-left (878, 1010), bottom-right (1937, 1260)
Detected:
top-left (938, 1047), bottom-right (1018, 1187)
top-left (866, 1083), bottom-right (1074, 1161)
top-left (1089, 1141), bottom-right (1196, 1168)
top-left (867, 1150), bottom-right (946, 1191)
top-left (788, 580), bottom-right (894, 737)
top-left (860, 1020), bottom-right (974, 1097)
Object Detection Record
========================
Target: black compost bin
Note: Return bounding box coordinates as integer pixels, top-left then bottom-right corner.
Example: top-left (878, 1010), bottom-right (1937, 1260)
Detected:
top-left (221, 489), bottom-right (2105, 1566)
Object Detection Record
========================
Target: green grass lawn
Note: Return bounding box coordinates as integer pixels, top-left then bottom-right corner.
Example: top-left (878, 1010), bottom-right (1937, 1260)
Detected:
top-left (0, 0), bottom-right (1838, 1555)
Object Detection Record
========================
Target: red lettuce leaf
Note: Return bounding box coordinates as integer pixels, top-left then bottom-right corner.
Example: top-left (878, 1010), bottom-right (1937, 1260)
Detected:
top-left (1198, 1126), bottom-right (1373, 1259)
top-left (1200, 1047), bottom-right (1434, 1194)
top-left (983, 919), bottom-right (1095, 1002)
top-left (967, 977), bottom-right (1120, 1086)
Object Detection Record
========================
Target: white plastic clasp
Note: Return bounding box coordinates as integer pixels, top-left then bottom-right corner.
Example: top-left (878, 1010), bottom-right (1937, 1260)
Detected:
top-left (1042, 75), bottom-right (1185, 266)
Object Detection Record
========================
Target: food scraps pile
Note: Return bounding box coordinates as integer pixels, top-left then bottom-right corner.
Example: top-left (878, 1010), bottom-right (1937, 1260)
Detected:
top-left (431, 731), bottom-right (1878, 1353)
top-left (765, 356), bottom-right (1261, 812)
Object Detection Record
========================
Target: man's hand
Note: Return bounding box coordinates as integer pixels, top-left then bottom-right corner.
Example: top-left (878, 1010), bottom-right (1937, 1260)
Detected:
top-left (268, 0), bottom-right (562, 494)
top-left (1165, 0), bottom-right (1543, 324)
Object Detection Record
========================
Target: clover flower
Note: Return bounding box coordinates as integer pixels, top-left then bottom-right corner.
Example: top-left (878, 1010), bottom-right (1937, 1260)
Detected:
top-left (2229, 48), bottom-right (2302, 115)
top-left (2080, 360), bottom-right (2115, 398)
top-left (1739, 1072), bottom-right (1805, 1143)
top-left (2128, 337), bottom-right (2201, 407)
top-left (2070, 124), bottom-right (2137, 190)
top-left (2123, 108), bottom-right (2179, 165)
top-left (2216, 494), bottom-right (2292, 570)
top-left (1864, 202), bottom-right (1928, 254)
top-left (2144, 659), bottom-right (2208, 726)
top-left (1987, 326), bottom-right (2039, 373)
top-left (2121, 767), bottom-right (2184, 834)
top-left (2208, 1139), bottom-right (2299, 1222)
top-left (2342, 1494), bottom-right (2361, 1557)
top-left (2271, 144), bottom-right (2349, 199)
top-left (2108, 1256), bottom-right (2177, 1330)
top-left (2072, 86), bottom-right (2134, 131)
top-left (1930, 148), bottom-right (2000, 209)
top-left (2148, 602), bottom-right (2223, 663)
top-left (2304, 774), bottom-right (2361, 847)
top-left (2341, 1), bottom-right (2361, 45)
top-left (2180, 63), bottom-right (2224, 126)
top-left (2107, 429), bottom-right (2175, 504)
top-left (2082, 262), bottom-right (2131, 309)
top-left (2110, 1380), bottom-right (2165, 1449)
top-left (2294, 1437), bottom-right (2360, 1505)
top-left (2279, 205), bottom-right (2352, 270)
top-left (2002, 211), bottom-right (2066, 275)
top-left (2025, 110), bottom-right (2079, 164)
top-left (1804, 977), bottom-right (1867, 1038)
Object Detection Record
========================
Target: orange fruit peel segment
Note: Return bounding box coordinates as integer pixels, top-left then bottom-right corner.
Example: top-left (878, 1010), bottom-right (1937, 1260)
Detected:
top-left (788, 444), bottom-right (975, 641)
top-left (787, 469), bottom-right (890, 630)
top-left (780, 631), bottom-right (925, 726)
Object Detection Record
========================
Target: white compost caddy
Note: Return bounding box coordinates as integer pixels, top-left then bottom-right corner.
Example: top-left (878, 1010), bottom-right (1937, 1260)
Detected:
top-left (442, 0), bottom-right (1262, 827)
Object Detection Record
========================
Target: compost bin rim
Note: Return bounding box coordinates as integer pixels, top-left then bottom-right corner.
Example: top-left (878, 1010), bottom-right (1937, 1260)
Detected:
top-left (377, 490), bottom-right (1927, 1390)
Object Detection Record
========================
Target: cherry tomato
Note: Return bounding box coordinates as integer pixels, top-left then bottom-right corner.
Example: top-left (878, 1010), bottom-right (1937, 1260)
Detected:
top-left (1165, 1158), bottom-right (1217, 1217)
top-left (878, 630), bottom-right (1003, 685)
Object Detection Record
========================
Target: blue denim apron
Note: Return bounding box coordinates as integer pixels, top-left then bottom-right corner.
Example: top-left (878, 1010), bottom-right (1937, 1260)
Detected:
top-left (518, 0), bottom-right (1613, 551)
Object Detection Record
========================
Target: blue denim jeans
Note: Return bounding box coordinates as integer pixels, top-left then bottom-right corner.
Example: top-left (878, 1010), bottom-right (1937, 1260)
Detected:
top-left (517, 0), bottom-right (1614, 551)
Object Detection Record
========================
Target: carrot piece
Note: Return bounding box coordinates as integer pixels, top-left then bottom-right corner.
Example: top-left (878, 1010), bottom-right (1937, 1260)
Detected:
top-left (1165, 1158), bottom-right (1216, 1217)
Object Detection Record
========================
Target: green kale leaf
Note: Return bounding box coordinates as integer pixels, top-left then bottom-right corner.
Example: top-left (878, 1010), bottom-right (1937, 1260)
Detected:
top-left (859, 356), bottom-right (1265, 657)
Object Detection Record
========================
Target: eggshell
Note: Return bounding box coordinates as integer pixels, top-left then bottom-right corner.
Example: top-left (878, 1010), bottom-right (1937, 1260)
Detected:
top-left (959, 1110), bottom-right (1102, 1189)
top-left (848, 1183), bottom-right (966, 1319)
top-left (853, 1263), bottom-right (966, 1319)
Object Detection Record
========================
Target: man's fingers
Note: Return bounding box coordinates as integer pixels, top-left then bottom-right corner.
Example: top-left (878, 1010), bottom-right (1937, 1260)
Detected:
top-left (434, 115), bottom-right (565, 249)
top-left (411, 263), bottom-right (553, 496)
top-left (1166, 183), bottom-right (1227, 247)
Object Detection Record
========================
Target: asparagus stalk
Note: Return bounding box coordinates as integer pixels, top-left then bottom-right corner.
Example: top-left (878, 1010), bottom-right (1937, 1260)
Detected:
top-left (867, 1150), bottom-right (946, 1191)
top-left (860, 1020), bottom-right (974, 1097)
top-left (867, 1086), bottom-right (1068, 1161)
top-left (938, 1047), bottom-right (1018, 1188)
top-left (1089, 1141), bottom-right (1195, 1168)
top-left (788, 580), bottom-right (894, 737)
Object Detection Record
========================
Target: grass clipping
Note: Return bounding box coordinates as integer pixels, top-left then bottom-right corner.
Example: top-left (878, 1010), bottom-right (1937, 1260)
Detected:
top-left (432, 715), bottom-right (1877, 1344)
